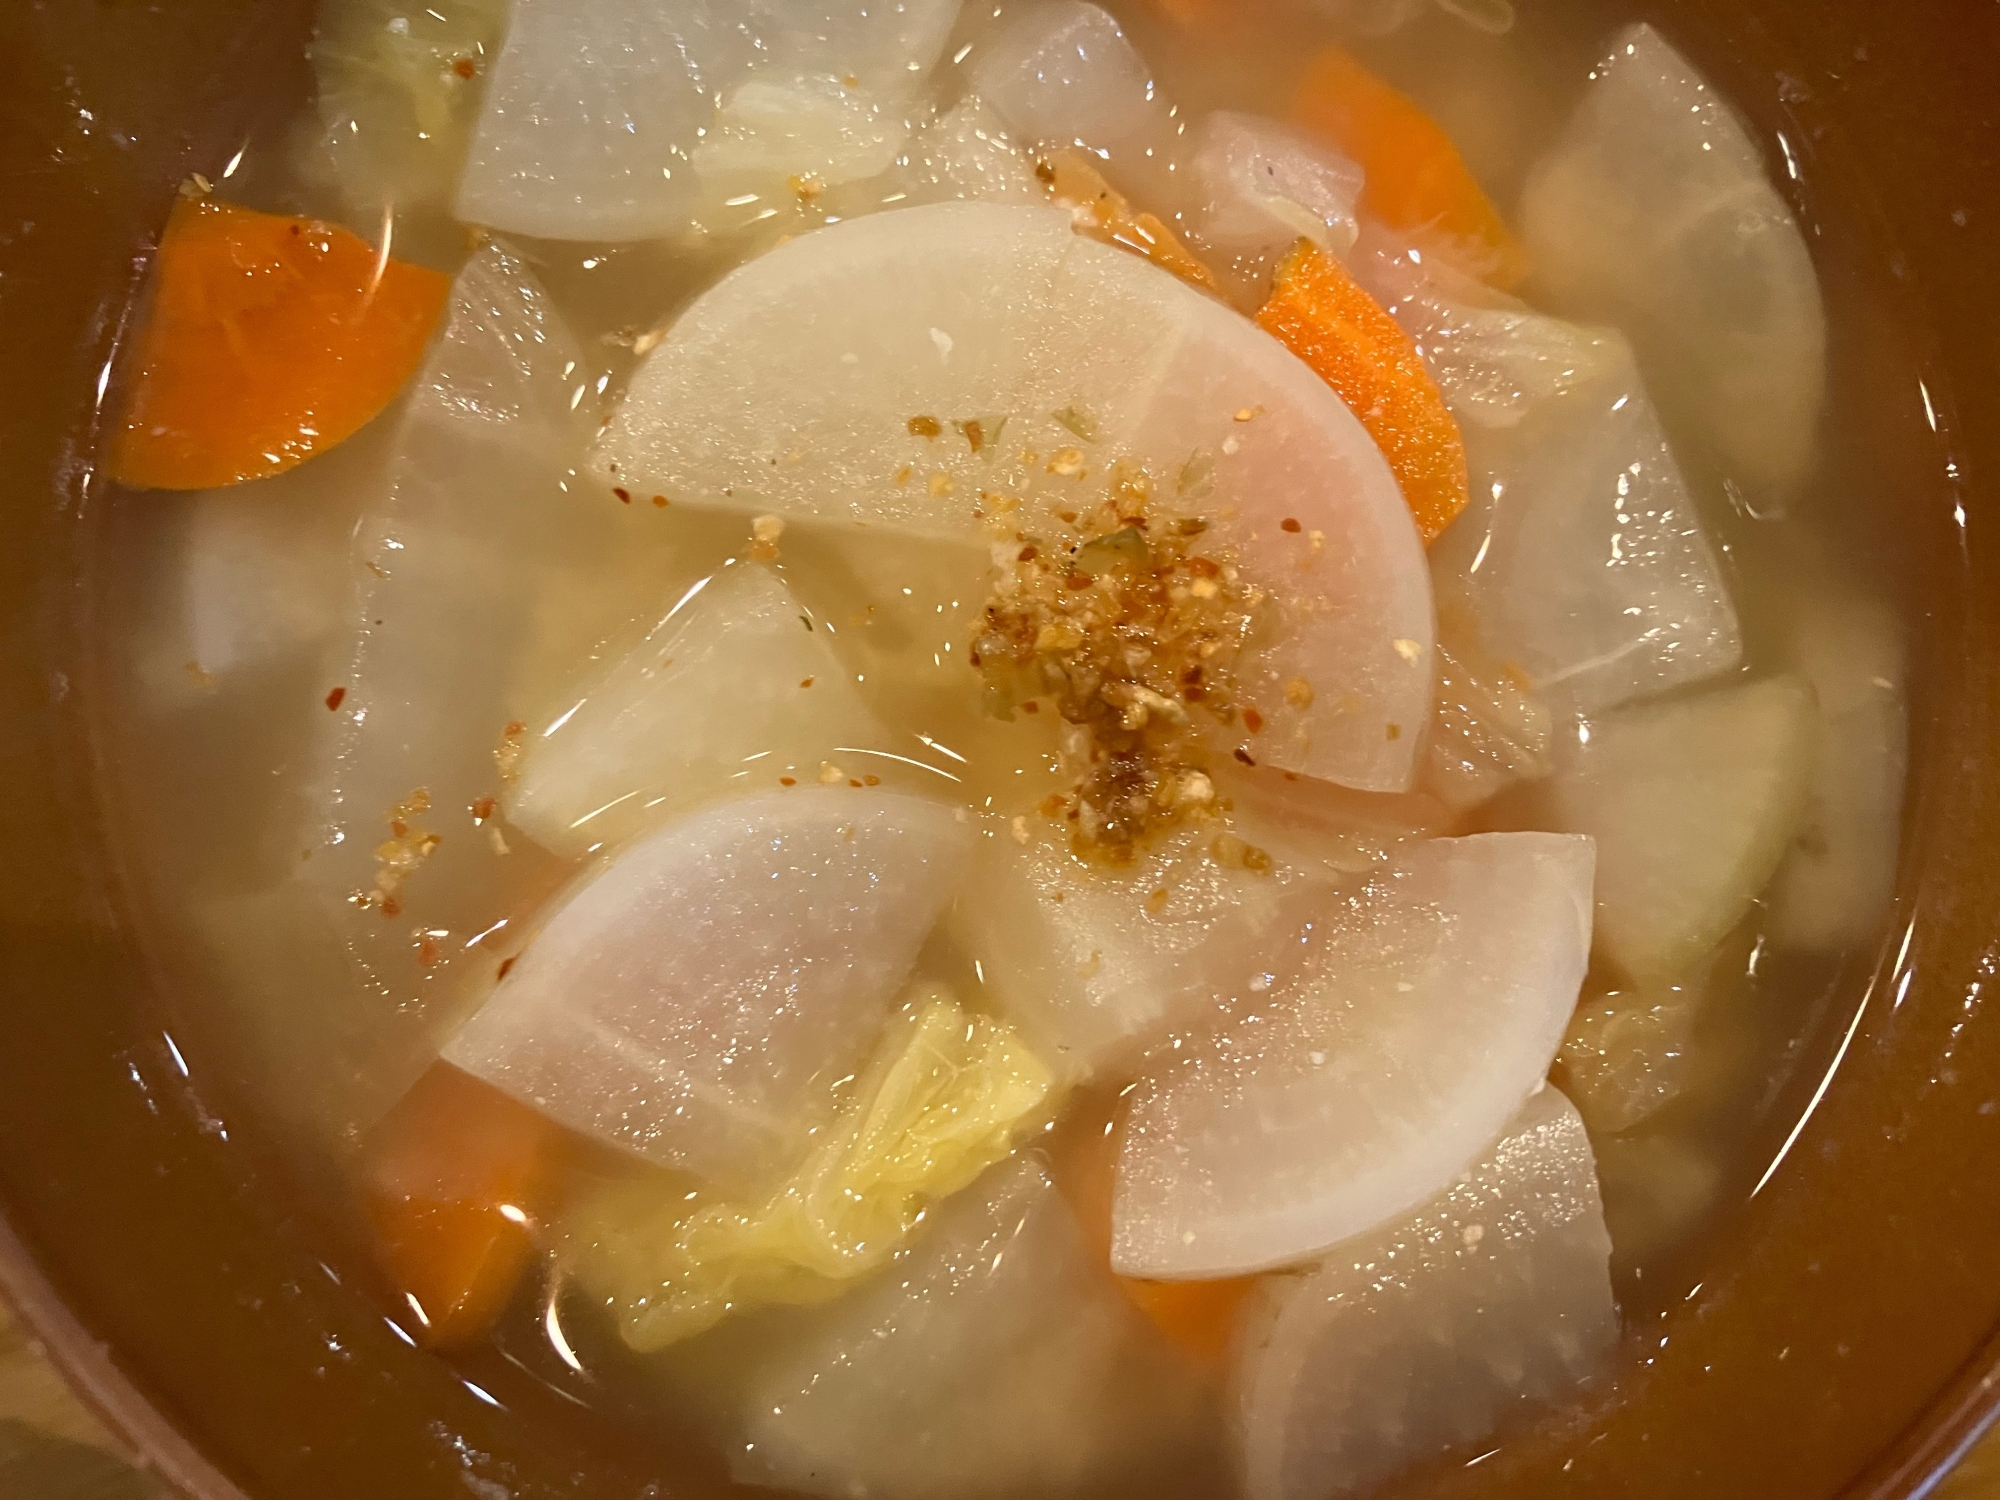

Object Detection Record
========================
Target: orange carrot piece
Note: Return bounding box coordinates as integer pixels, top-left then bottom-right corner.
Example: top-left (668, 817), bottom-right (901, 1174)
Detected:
top-left (1292, 46), bottom-right (1529, 290)
top-left (1051, 1098), bottom-right (1255, 1371)
top-left (1257, 239), bottom-right (1469, 543)
top-left (112, 193), bottom-right (449, 491)
top-left (363, 1061), bottom-right (563, 1348)
top-left (1039, 150), bottom-right (1222, 295)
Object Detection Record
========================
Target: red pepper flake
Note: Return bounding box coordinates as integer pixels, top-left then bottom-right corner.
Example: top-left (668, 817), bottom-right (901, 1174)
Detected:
top-left (779, 776), bottom-right (797, 787)
top-left (848, 779), bottom-right (864, 788)
top-left (381, 894), bottom-right (403, 918)
top-left (324, 686), bottom-right (347, 711)
top-left (652, 494), bottom-right (669, 508)
top-left (1281, 517), bottom-right (1302, 533)
top-left (1021, 700), bottom-right (1040, 714)
top-left (1234, 747), bottom-right (1257, 766)
top-left (496, 956), bottom-right (516, 981)
top-left (469, 796), bottom-right (497, 823)
top-left (799, 677), bottom-right (815, 688)
top-left (452, 56), bottom-right (477, 79)
top-left (415, 936), bottom-right (441, 968)
top-left (613, 487), bottom-right (632, 503)
top-left (907, 415), bottom-right (942, 439)
top-left (1243, 704), bottom-right (1266, 734)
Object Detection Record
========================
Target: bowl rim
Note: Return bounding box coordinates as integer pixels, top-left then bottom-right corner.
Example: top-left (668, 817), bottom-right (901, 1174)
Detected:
top-left (0, 1215), bottom-right (248, 1500)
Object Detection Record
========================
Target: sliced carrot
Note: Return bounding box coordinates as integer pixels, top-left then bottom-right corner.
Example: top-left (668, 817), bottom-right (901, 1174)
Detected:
top-left (1050, 1095), bottom-right (1255, 1372)
top-left (1038, 150), bottom-right (1222, 295)
top-left (1257, 239), bottom-right (1469, 543)
top-left (1292, 46), bottom-right (1529, 289)
top-left (363, 1061), bottom-right (564, 1348)
top-left (112, 193), bottom-right (449, 491)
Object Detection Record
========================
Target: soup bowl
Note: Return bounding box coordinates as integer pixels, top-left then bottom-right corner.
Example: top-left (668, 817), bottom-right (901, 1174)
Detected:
top-left (2, 1), bottom-right (1998, 1497)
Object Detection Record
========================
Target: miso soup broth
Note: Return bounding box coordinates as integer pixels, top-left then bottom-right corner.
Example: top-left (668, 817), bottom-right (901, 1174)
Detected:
top-left (86, 0), bottom-right (1909, 1496)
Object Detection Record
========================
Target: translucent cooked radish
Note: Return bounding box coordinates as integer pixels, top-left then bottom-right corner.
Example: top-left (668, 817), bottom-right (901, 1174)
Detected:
top-left (453, 0), bottom-right (710, 241)
top-left (691, 1), bottom-right (967, 208)
top-left (1187, 111), bottom-right (1363, 302)
top-left (1421, 626), bottom-right (1553, 811)
top-left (769, 529), bottom-right (1066, 804)
top-left (748, 0), bottom-right (965, 94)
top-left (1766, 587), bottom-right (1907, 953)
top-left (694, 73), bottom-right (905, 193)
top-left (301, 0), bottom-right (507, 254)
top-left (954, 779), bottom-right (1449, 1082)
top-left (593, 203), bottom-right (1094, 539)
top-left (953, 818), bottom-right (1331, 1084)
top-left (181, 885), bottom-right (402, 1141)
top-left (1539, 676), bottom-right (1817, 985)
top-left (454, 0), bottom-right (962, 241)
top-left (286, 244), bottom-right (649, 1129)
top-left (967, 2), bottom-right (1163, 155)
top-left (594, 202), bottom-right (1435, 791)
top-left (1553, 976), bottom-right (1702, 1137)
top-left (443, 789), bottom-right (973, 1190)
top-left (1352, 232), bottom-right (1742, 714)
top-left (660, 1156), bottom-right (1222, 1500)
top-left (1519, 23), bottom-right (1827, 504)
top-left (130, 422), bottom-right (387, 710)
top-left (1236, 1087), bottom-right (1616, 1500)
top-left (294, 243), bottom-right (598, 863)
top-left (824, 96), bottom-right (1043, 217)
top-left (1220, 765), bottom-right (1459, 875)
top-left (1113, 832), bottom-right (1594, 1278)
top-left (505, 563), bottom-right (889, 858)
top-left (901, 96), bottom-right (1045, 204)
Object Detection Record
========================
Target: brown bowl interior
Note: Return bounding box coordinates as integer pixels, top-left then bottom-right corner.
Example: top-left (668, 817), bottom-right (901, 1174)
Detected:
top-left (4, 1), bottom-right (2000, 1497)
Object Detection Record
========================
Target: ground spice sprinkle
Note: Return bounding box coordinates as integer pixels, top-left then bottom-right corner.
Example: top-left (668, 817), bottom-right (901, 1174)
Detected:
top-left (972, 461), bottom-right (1263, 862)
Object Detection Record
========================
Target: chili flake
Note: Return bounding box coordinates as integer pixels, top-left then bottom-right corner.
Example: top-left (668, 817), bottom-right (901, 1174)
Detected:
top-left (972, 465), bottom-right (1260, 860)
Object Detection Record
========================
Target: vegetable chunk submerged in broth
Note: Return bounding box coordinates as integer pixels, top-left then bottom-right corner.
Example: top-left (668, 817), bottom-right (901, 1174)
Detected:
top-left (89, 2), bottom-right (1902, 1498)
